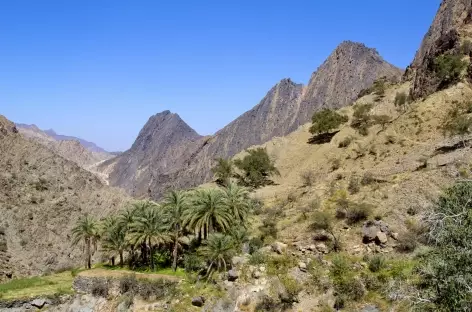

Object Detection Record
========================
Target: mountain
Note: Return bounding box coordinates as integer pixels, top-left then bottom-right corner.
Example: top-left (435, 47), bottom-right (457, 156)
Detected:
top-left (409, 0), bottom-right (472, 98)
top-left (16, 123), bottom-right (111, 154)
top-left (15, 123), bottom-right (113, 169)
top-left (101, 111), bottom-right (205, 197)
top-left (102, 41), bottom-right (402, 199)
top-left (0, 116), bottom-right (130, 281)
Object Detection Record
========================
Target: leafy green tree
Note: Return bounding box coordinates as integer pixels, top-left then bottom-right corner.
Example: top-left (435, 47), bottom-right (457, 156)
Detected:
top-left (198, 233), bottom-right (235, 278)
top-left (418, 182), bottom-right (472, 311)
top-left (184, 189), bottom-right (232, 240)
top-left (229, 226), bottom-right (249, 253)
top-left (222, 183), bottom-right (250, 225)
top-left (71, 215), bottom-right (99, 269)
top-left (351, 103), bottom-right (373, 136)
top-left (234, 148), bottom-right (280, 188)
top-left (129, 203), bottom-right (171, 270)
top-left (163, 190), bottom-right (190, 272)
top-left (434, 54), bottom-right (467, 87)
top-left (309, 109), bottom-right (348, 135)
top-left (212, 158), bottom-right (234, 187)
top-left (394, 92), bottom-right (408, 111)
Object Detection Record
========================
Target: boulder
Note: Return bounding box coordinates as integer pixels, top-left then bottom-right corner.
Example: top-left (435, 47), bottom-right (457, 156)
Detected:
top-left (375, 232), bottom-right (388, 245)
top-left (232, 256), bottom-right (248, 267)
top-left (227, 269), bottom-right (239, 282)
top-left (362, 221), bottom-right (378, 243)
top-left (316, 243), bottom-right (328, 254)
top-left (390, 232), bottom-right (399, 240)
top-left (361, 305), bottom-right (380, 312)
top-left (313, 230), bottom-right (330, 241)
top-left (307, 244), bottom-right (317, 252)
top-left (31, 298), bottom-right (47, 308)
top-left (298, 262), bottom-right (307, 272)
top-left (252, 270), bottom-right (262, 279)
top-left (191, 296), bottom-right (205, 307)
top-left (374, 220), bottom-right (390, 234)
top-left (272, 242), bottom-right (288, 254)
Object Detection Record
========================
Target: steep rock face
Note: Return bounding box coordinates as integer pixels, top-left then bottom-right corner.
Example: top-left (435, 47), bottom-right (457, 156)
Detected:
top-left (104, 111), bottom-right (205, 197)
top-left (106, 42), bottom-right (402, 198)
top-left (409, 0), bottom-right (472, 98)
top-left (0, 116), bottom-right (130, 280)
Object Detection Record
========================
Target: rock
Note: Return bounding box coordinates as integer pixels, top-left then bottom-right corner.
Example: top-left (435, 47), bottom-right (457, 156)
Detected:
top-left (298, 262), bottom-right (307, 272)
top-left (375, 231), bottom-right (388, 245)
top-left (313, 230), bottom-right (330, 241)
top-left (316, 243), bottom-right (328, 254)
top-left (228, 269), bottom-right (239, 281)
top-left (307, 244), bottom-right (317, 252)
top-left (232, 256), bottom-right (248, 267)
top-left (362, 221), bottom-right (378, 243)
top-left (272, 242), bottom-right (288, 254)
top-left (31, 298), bottom-right (47, 308)
top-left (191, 296), bottom-right (205, 307)
top-left (374, 220), bottom-right (390, 234)
top-left (252, 270), bottom-right (262, 279)
top-left (391, 232), bottom-right (399, 240)
top-left (361, 305), bottom-right (380, 312)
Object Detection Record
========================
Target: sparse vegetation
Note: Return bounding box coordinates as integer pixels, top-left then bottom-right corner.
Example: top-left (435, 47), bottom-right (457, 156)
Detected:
top-left (434, 53), bottom-right (467, 88)
top-left (212, 158), bottom-right (234, 187)
top-left (394, 91), bottom-right (408, 111)
top-left (442, 101), bottom-right (472, 145)
top-left (309, 109), bottom-right (348, 135)
top-left (338, 135), bottom-right (353, 148)
top-left (300, 169), bottom-right (316, 186)
top-left (311, 211), bottom-right (341, 252)
top-left (234, 147), bottom-right (280, 188)
top-left (351, 103), bottom-right (373, 136)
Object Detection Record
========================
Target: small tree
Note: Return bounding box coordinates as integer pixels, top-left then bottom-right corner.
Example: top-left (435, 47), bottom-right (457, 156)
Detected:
top-left (434, 54), bottom-right (467, 87)
top-left (309, 109), bottom-right (348, 135)
top-left (394, 92), bottom-right (408, 112)
top-left (311, 211), bottom-right (341, 252)
top-left (71, 215), bottom-right (99, 269)
top-left (442, 102), bottom-right (472, 146)
top-left (351, 103), bottom-right (373, 136)
top-left (212, 158), bottom-right (234, 187)
top-left (371, 114), bottom-right (390, 130)
top-left (234, 148), bottom-right (280, 188)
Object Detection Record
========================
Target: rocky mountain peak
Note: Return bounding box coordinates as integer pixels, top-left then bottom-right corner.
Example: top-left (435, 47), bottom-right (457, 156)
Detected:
top-left (409, 0), bottom-right (472, 98)
top-left (0, 116), bottom-right (19, 137)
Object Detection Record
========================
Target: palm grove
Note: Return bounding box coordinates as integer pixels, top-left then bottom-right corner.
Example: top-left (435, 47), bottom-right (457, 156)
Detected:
top-left (71, 147), bottom-right (278, 278)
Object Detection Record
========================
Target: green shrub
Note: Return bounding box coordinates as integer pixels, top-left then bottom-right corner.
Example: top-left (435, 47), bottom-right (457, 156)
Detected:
top-left (368, 255), bottom-right (386, 273)
top-left (234, 148), bottom-right (280, 188)
top-left (212, 158), bottom-right (234, 187)
top-left (417, 182), bottom-right (472, 310)
top-left (360, 172), bottom-right (375, 186)
top-left (138, 279), bottom-right (176, 300)
top-left (309, 109), bottom-right (348, 135)
top-left (259, 219), bottom-right (278, 241)
top-left (434, 54), bottom-right (467, 87)
top-left (330, 255), bottom-right (365, 301)
top-left (266, 254), bottom-right (296, 276)
top-left (396, 231), bottom-right (418, 253)
top-left (346, 203), bottom-right (372, 225)
top-left (394, 91), bottom-right (408, 109)
top-left (371, 114), bottom-right (390, 129)
top-left (248, 237), bottom-right (264, 254)
top-left (351, 103), bottom-right (373, 136)
top-left (249, 250), bottom-right (267, 265)
top-left (183, 254), bottom-right (204, 273)
top-left (279, 275), bottom-right (302, 304)
top-left (255, 295), bottom-right (281, 312)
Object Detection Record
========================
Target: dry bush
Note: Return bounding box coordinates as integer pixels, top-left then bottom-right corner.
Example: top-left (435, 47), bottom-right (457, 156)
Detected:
top-left (300, 170), bottom-right (316, 186)
top-left (348, 176), bottom-right (360, 194)
top-left (338, 136), bottom-right (353, 148)
top-left (346, 203), bottom-right (372, 225)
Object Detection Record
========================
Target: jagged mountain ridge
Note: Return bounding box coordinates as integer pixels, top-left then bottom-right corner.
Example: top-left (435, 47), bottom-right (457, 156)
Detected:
top-left (0, 116), bottom-right (130, 280)
top-left (103, 41), bottom-right (403, 199)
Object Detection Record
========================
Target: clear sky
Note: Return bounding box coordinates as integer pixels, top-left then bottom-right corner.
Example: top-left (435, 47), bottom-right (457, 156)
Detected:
top-left (1, 0), bottom-right (440, 152)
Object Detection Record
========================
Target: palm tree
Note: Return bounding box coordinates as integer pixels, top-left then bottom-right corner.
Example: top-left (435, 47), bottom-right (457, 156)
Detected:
top-left (229, 226), bottom-right (249, 253)
top-left (71, 215), bottom-right (99, 269)
top-left (100, 216), bottom-right (119, 265)
top-left (163, 190), bottom-right (190, 272)
top-left (199, 233), bottom-right (235, 279)
top-left (185, 189), bottom-right (233, 240)
top-left (222, 183), bottom-right (250, 225)
top-left (212, 158), bottom-right (234, 187)
top-left (129, 200), bottom-right (157, 265)
top-left (129, 203), bottom-right (171, 270)
top-left (117, 207), bottom-right (137, 266)
top-left (101, 223), bottom-right (127, 267)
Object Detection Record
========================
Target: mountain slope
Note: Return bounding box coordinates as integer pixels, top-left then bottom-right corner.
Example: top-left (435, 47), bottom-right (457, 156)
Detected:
top-left (102, 111), bottom-right (205, 197)
top-left (0, 116), bottom-right (130, 281)
top-left (409, 0), bottom-right (472, 98)
top-left (16, 123), bottom-right (113, 169)
top-left (104, 41), bottom-right (402, 199)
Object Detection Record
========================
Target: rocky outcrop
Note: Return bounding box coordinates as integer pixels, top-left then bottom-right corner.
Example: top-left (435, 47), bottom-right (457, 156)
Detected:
top-left (0, 115), bottom-right (130, 279)
top-left (409, 0), bottom-right (472, 98)
top-left (105, 42), bottom-right (401, 199)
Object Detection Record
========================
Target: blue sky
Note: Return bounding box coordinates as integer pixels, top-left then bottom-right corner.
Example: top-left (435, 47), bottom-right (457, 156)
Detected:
top-left (1, 0), bottom-right (440, 151)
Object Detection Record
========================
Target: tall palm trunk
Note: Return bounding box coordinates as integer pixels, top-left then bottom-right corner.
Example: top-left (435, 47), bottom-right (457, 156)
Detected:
top-left (148, 237), bottom-right (153, 271)
top-left (119, 251), bottom-right (124, 267)
top-left (172, 230), bottom-right (179, 272)
top-left (86, 238), bottom-right (91, 269)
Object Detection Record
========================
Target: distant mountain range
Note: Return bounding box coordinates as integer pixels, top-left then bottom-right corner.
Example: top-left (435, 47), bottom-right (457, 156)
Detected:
top-left (15, 123), bottom-right (113, 154)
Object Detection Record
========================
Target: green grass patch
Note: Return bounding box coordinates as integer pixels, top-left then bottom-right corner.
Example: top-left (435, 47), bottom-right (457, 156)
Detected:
top-left (0, 272), bottom-right (74, 299)
top-left (95, 263), bottom-right (187, 278)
